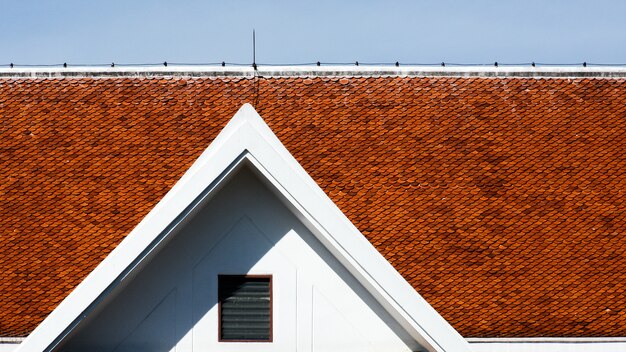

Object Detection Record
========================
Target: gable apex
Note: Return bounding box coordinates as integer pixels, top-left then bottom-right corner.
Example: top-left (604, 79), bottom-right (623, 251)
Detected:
top-left (16, 104), bottom-right (470, 352)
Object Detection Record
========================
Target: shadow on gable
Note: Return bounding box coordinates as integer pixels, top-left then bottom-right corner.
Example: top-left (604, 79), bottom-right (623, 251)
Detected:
top-left (53, 164), bottom-right (420, 352)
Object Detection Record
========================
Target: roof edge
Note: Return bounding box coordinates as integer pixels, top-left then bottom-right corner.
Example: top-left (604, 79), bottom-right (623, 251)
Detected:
top-left (466, 337), bottom-right (626, 352)
top-left (466, 337), bottom-right (626, 343)
top-left (0, 337), bottom-right (25, 344)
top-left (2, 65), bottom-right (626, 79)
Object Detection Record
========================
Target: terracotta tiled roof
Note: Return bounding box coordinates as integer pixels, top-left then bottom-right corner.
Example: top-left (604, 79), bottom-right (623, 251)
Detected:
top-left (1, 74), bottom-right (625, 338)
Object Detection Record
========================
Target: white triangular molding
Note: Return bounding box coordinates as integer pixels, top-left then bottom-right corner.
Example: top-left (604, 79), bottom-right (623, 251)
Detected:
top-left (17, 104), bottom-right (471, 352)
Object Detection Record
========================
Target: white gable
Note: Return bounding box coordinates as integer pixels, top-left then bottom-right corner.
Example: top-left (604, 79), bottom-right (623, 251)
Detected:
top-left (16, 104), bottom-right (470, 352)
top-left (52, 168), bottom-right (421, 351)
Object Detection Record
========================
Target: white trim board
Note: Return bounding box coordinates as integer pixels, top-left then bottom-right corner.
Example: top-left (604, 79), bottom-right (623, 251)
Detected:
top-left (0, 338), bottom-right (24, 344)
top-left (16, 104), bottom-right (470, 352)
top-left (468, 337), bottom-right (626, 352)
top-left (2, 65), bottom-right (626, 79)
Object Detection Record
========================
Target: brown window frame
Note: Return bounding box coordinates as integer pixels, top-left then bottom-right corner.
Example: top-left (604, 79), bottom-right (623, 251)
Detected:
top-left (218, 274), bottom-right (273, 343)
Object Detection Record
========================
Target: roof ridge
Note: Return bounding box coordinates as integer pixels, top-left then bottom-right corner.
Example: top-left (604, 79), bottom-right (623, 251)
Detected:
top-left (2, 65), bottom-right (626, 79)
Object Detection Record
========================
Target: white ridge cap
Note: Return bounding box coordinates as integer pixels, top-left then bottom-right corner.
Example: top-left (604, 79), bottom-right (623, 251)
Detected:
top-left (1, 65), bottom-right (626, 79)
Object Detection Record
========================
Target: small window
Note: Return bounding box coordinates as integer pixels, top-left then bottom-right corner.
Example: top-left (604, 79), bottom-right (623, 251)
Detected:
top-left (218, 275), bottom-right (272, 342)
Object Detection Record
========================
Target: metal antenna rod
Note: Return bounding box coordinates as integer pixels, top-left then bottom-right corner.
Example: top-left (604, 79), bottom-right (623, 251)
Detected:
top-left (252, 29), bottom-right (257, 70)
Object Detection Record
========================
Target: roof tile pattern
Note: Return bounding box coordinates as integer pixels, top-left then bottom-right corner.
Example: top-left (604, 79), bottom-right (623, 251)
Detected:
top-left (0, 76), bottom-right (625, 337)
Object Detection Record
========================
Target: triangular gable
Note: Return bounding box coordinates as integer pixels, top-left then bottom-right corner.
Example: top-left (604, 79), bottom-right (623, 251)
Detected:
top-left (17, 104), bottom-right (471, 352)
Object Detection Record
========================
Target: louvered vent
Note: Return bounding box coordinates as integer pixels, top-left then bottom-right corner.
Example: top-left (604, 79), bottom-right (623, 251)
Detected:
top-left (219, 276), bottom-right (272, 341)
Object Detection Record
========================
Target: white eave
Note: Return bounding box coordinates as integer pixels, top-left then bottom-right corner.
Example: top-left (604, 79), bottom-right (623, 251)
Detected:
top-left (467, 337), bottom-right (626, 352)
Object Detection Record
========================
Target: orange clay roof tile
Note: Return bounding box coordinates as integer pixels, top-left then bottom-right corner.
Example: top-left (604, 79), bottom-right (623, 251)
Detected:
top-left (0, 76), bottom-right (625, 338)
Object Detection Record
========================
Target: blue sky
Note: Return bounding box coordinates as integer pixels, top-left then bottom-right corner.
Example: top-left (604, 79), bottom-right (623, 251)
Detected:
top-left (1, 0), bottom-right (625, 66)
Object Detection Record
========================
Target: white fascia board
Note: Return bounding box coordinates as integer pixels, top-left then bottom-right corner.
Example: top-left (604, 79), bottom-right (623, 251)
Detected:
top-left (17, 103), bottom-right (470, 352)
top-left (0, 338), bottom-right (24, 344)
top-left (468, 337), bottom-right (626, 352)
